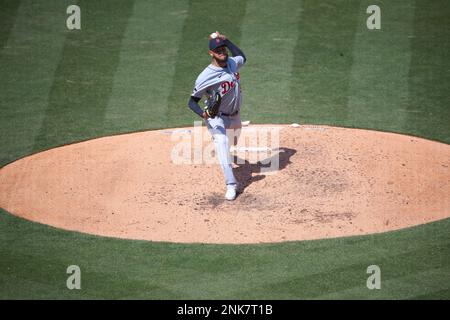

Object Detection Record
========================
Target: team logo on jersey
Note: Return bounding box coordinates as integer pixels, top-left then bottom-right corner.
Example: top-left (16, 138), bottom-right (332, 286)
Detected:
top-left (220, 81), bottom-right (233, 95)
top-left (220, 73), bottom-right (240, 95)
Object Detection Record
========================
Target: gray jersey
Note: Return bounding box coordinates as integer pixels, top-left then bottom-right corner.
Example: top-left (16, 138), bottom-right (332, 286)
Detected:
top-left (191, 56), bottom-right (245, 115)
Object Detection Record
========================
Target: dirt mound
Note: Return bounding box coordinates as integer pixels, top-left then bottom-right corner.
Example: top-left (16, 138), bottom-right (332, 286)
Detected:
top-left (1, 125), bottom-right (449, 244)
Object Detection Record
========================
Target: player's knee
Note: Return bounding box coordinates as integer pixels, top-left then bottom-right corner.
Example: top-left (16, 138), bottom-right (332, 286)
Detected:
top-left (213, 134), bottom-right (227, 143)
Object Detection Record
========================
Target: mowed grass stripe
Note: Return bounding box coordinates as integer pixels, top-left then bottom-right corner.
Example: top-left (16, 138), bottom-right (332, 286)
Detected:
top-left (0, 0), bottom-right (21, 50)
top-left (210, 241), bottom-right (450, 299)
top-left (347, 0), bottom-right (415, 132)
top-left (0, 0), bottom-right (67, 166)
top-left (31, 0), bottom-right (136, 153)
top-left (238, 0), bottom-right (301, 122)
top-left (405, 0), bottom-right (450, 144)
top-left (0, 272), bottom-right (71, 300)
top-left (151, 220), bottom-right (450, 299)
top-left (165, 0), bottom-right (248, 126)
top-left (1, 205), bottom-right (449, 299)
top-left (368, 267), bottom-right (450, 300)
top-left (285, 1), bottom-right (360, 126)
top-left (104, 0), bottom-right (189, 132)
top-left (314, 267), bottom-right (450, 299)
top-left (410, 288), bottom-right (450, 300)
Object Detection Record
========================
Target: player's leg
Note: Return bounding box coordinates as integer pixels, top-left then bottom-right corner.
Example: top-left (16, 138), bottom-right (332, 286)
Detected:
top-left (224, 113), bottom-right (243, 166)
top-left (223, 114), bottom-right (243, 198)
top-left (225, 113), bottom-right (242, 145)
top-left (206, 117), bottom-right (237, 188)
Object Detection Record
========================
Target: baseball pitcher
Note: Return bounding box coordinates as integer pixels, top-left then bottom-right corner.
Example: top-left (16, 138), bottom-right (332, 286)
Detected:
top-left (188, 31), bottom-right (246, 200)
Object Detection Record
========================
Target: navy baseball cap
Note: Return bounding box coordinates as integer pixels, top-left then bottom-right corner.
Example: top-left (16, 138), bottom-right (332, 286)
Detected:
top-left (209, 37), bottom-right (226, 50)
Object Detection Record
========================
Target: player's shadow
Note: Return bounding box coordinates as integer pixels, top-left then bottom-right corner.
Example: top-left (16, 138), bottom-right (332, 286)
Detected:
top-left (233, 147), bottom-right (297, 193)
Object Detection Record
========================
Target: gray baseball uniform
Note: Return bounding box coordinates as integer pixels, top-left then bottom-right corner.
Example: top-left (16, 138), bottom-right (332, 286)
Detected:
top-left (191, 55), bottom-right (245, 186)
top-left (191, 56), bottom-right (244, 116)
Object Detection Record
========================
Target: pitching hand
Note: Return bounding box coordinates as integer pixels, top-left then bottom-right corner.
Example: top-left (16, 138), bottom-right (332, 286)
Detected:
top-left (214, 31), bottom-right (227, 41)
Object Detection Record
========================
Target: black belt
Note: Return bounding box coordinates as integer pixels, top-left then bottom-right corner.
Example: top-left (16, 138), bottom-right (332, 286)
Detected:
top-left (219, 110), bottom-right (239, 117)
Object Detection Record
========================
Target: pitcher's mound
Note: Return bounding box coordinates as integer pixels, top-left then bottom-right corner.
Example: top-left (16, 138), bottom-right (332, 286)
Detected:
top-left (1, 125), bottom-right (449, 244)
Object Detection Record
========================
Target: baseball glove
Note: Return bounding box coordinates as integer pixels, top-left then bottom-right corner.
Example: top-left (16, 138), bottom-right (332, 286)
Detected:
top-left (204, 90), bottom-right (221, 118)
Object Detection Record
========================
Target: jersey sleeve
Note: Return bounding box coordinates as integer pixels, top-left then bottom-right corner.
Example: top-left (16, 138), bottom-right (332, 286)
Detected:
top-left (228, 55), bottom-right (245, 70)
top-left (191, 77), bottom-right (209, 99)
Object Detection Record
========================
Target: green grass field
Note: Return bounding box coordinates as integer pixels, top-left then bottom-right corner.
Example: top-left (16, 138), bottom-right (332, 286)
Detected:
top-left (1, 0), bottom-right (449, 299)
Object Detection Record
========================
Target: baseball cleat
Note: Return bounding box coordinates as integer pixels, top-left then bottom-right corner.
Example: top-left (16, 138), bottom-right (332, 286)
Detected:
top-left (225, 184), bottom-right (237, 201)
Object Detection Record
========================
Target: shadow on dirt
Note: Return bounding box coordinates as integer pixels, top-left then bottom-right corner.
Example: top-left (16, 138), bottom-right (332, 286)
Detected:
top-left (233, 147), bottom-right (297, 193)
